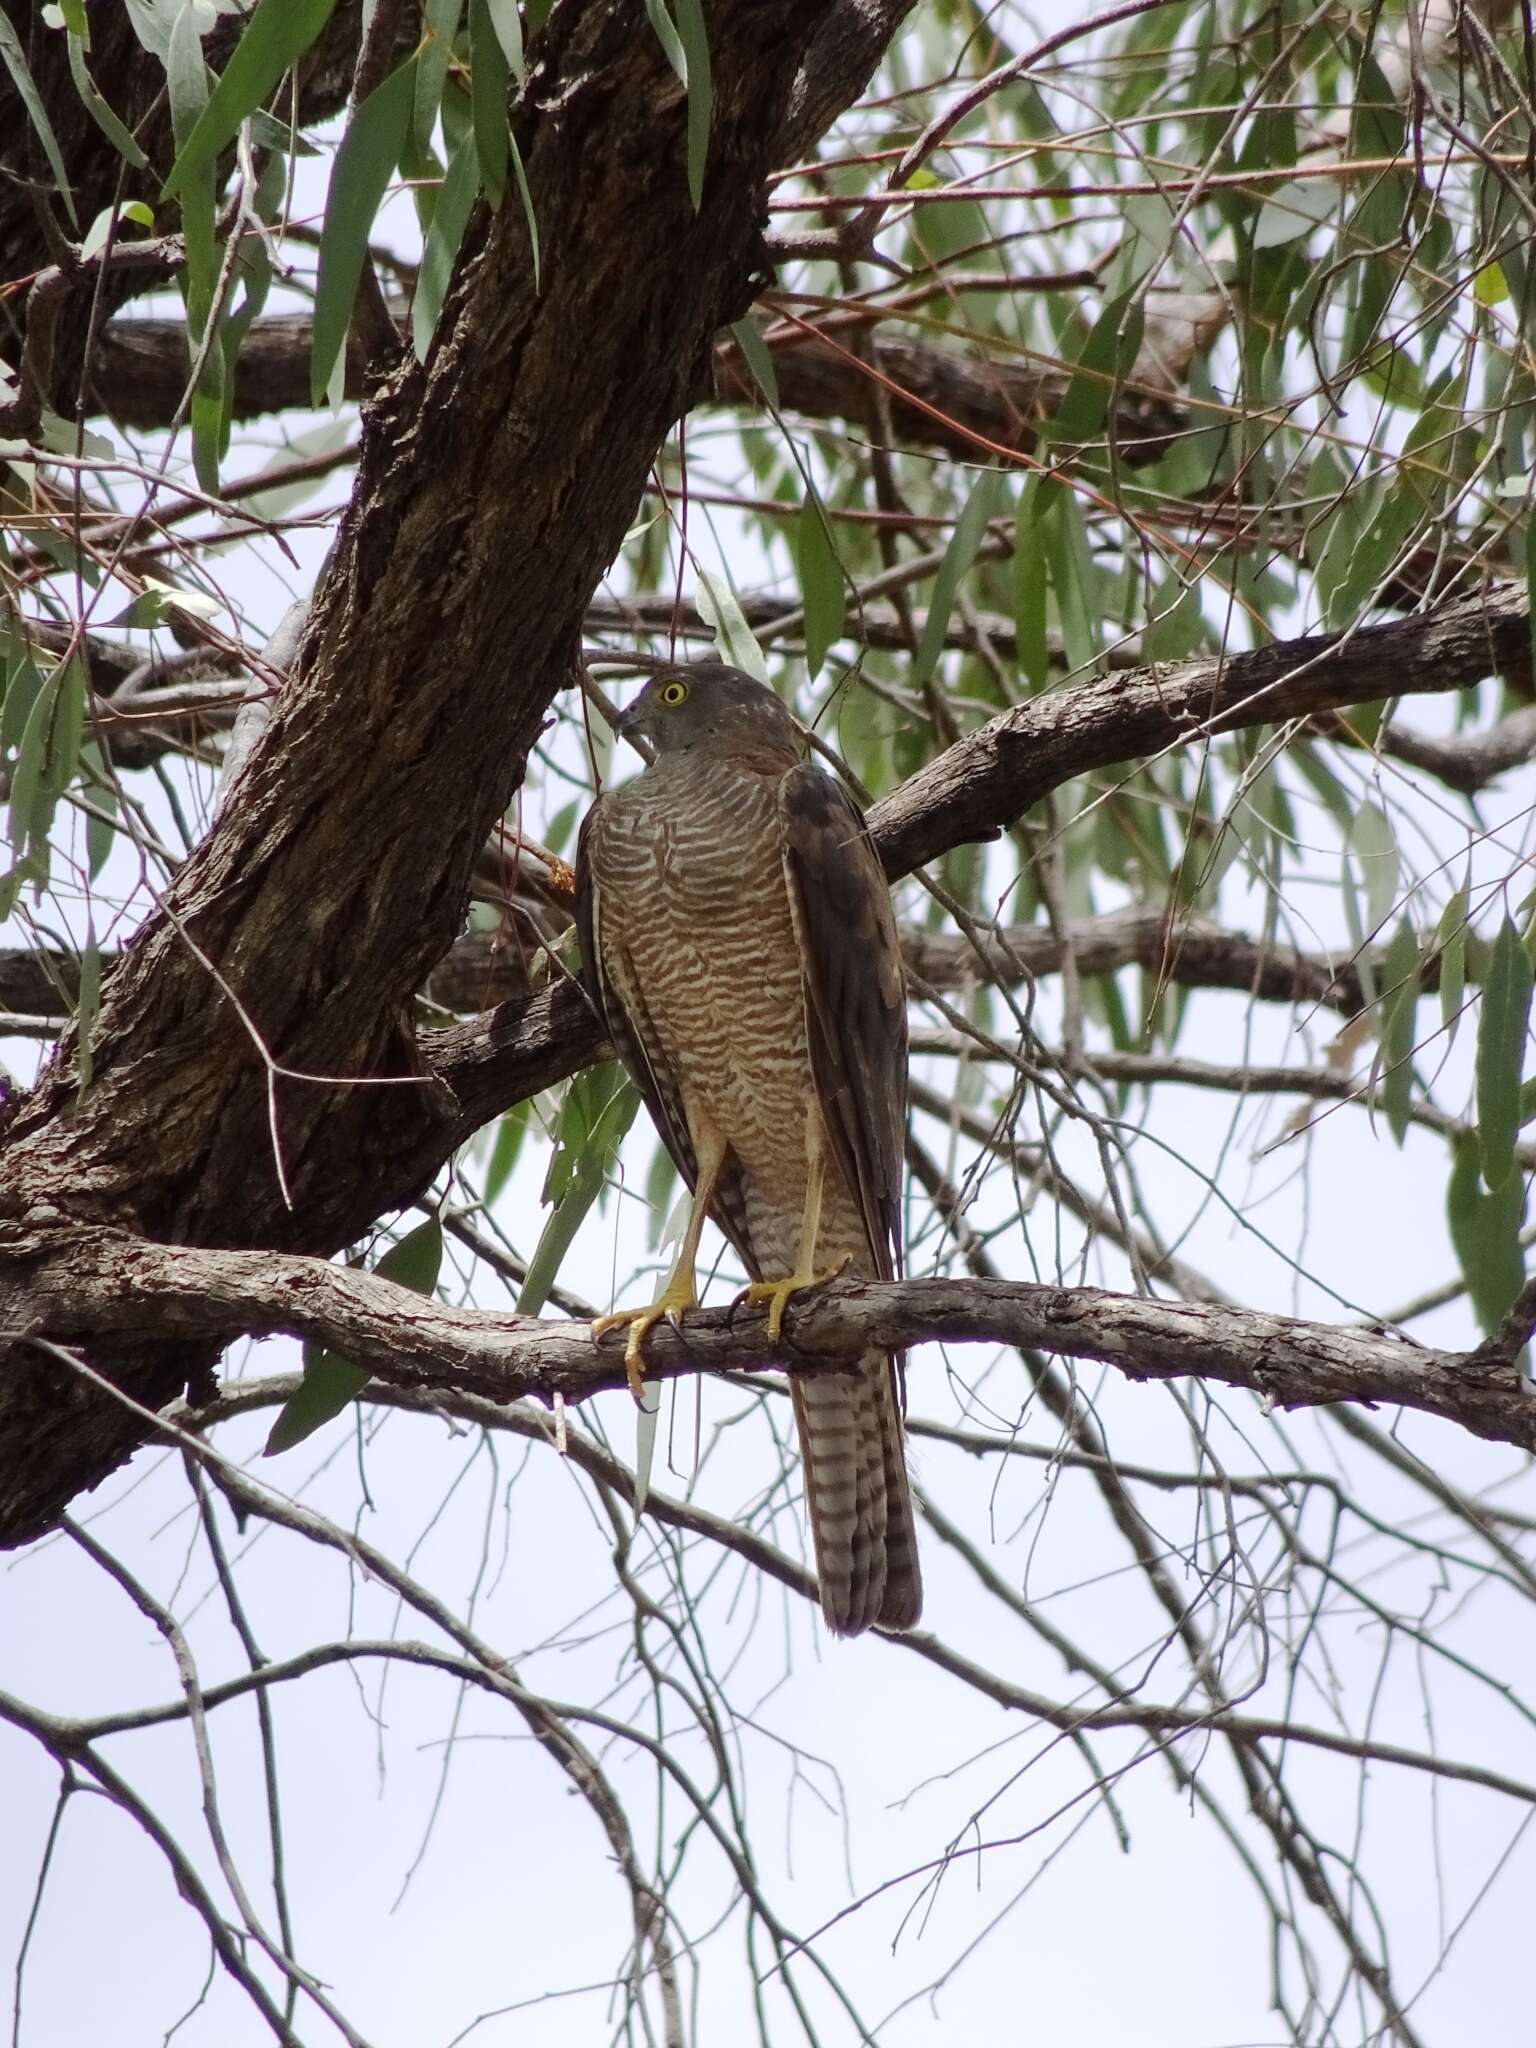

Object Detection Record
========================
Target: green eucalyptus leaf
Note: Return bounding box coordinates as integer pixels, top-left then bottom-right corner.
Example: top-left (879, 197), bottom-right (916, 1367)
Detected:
top-left (672, 0), bottom-right (712, 209)
top-left (485, 0), bottom-right (524, 77)
top-left (695, 567), bottom-right (767, 679)
top-left (469, 0), bottom-right (509, 208)
top-left (730, 317), bottom-right (779, 409)
top-left (1045, 288), bottom-right (1145, 447)
top-left (163, 0), bottom-right (337, 197)
top-left (66, 34), bottom-right (149, 166)
top-left (1476, 918), bottom-right (1534, 1191)
top-left (264, 1347), bottom-right (370, 1456)
top-left (1447, 1132), bottom-right (1526, 1334)
top-left (265, 1218), bottom-right (444, 1453)
top-left (1438, 882), bottom-right (1469, 1044)
top-left (1013, 475), bottom-right (1049, 688)
top-left (312, 55), bottom-right (418, 407)
top-left (519, 1066), bottom-right (639, 1315)
top-left (1250, 177), bottom-right (1337, 249)
top-left (507, 124), bottom-right (539, 290)
top-left (796, 485), bottom-right (845, 678)
top-left (912, 466), bottom-right (1007, 687)
top-left (1378, 919), bottom-right (1418, 1147)
top-left (412, 130), bottom-right (481, 357)
top-left (484, 1099), bottom-right (532, 1206)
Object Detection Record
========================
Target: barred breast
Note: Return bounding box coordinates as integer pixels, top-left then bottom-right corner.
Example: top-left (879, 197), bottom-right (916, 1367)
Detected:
top-left (594, 754), bottom-right (825, 1262)
top-left (591, 750), bottom-right (921, 1635)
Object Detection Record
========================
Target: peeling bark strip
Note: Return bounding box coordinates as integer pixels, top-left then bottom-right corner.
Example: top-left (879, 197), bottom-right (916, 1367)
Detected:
top-left (2, 1232), bottom-right (1530, 1458)
top-left (0, 0), bottom-right (918, 1545)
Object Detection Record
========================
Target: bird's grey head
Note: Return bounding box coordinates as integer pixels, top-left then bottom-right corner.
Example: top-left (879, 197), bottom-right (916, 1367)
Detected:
top-left (616, 662), bottom-right (805, 759)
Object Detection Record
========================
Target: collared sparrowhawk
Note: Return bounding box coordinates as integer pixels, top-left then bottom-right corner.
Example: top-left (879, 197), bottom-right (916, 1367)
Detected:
top-left (575, 662), bottom-right (922, 1636)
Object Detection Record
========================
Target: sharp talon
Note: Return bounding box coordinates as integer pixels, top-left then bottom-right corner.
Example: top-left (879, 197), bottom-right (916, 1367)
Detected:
top-left (624, 1322), bottom-right (649, 1404)
top-left (732, 1258), bottom-right (853, 1342)
top-left (592, 1282), bottom-right (700, 1403)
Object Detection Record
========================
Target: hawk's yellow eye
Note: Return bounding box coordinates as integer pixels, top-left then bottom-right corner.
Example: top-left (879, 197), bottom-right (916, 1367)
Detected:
top-left (659, 678), bottom-right (689, 707)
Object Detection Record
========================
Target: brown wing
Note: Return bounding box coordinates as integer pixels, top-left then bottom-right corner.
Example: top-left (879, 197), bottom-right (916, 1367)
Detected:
top-left (574, 795), bottom-right (758, 1269)
top-left (777, 762), bottom-right (907, 1282)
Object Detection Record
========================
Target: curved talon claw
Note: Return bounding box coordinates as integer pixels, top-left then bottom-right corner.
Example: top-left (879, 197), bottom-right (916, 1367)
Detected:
top-left (592, 1282), bottom-right (700, 1402)
top-left (733, 1253), bottom-right (853, 1342)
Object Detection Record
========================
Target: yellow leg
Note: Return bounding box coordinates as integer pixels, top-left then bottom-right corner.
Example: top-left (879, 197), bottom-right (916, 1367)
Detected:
top-left (735, 1110), bottom-right (851, 1340)
top-left (593, 1118), bottom-right (726, 1401)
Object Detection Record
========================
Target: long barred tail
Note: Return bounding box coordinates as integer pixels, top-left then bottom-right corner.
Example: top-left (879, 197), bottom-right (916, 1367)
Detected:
top-left (791, 1352), bottom-right (922, 1636)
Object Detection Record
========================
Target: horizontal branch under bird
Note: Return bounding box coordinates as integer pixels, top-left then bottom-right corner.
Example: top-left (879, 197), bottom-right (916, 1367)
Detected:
top-left (0, 1231), bottom-right (1529, 1472)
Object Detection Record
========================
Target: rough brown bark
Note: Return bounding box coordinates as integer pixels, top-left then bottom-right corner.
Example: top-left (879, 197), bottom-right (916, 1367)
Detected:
top-left (3, 1230), bottom-right (1526, 1457)
top-left (0, 0), bottom-right (914, 1545)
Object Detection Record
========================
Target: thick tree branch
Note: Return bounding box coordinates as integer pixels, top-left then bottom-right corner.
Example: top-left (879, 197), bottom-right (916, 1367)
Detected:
top-left (869, 582), bottom-right (1531, 879)
top-left (1, 1232), bottom-right (1528, 1474)
top-left (86, 311), bottom-right (1183, 460)
top-left (4, 901), bottom-right (1387, 1034)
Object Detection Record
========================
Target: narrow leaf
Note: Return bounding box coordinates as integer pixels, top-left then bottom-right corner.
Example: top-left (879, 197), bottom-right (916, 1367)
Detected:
top-left (796, 486), bottom-right (844, 678)
top-left (1250, 177), bottom-right (1337, 249)
top-left (469, 0), bottom-right (509, 208)
top-left (67, 35), bottom-right (148, 167)
top-left (1447, 1133), bottom-right (1526, 1334)
top-left (1378, 919), bottom-right (1418, 1147)
top-left (164, 0), bottom-right (338, 198)
top-left (265, 1218), bottom-right (444, 1453)
top-left (7, 654), bottom-right (84, 855)
top-left (1476, 917), bottom-right (1534, 1191)
top-left (375, 1215), bottom-right (445, 1297)
top-left (311, 55), bottom-right (417, 406)
top-left (1041, 481), bottom-right (1099, 675)
top-left (730, 317), bottom-right (778, 409)
top-left (519, 1068), bottom-right (639, 1315)
top-left (166, 0), bottom-right (222, 488)
top-left (413, 0), bottom-right (464, 159)
top-left (412, 131), bottom-right (481, 358)
top-left (695, 567), bottom-right (767, 679)
top-left (911, 467), bottom-right (1007, 687)
top-left (7, 663), bottom-right (62, 852)
top-left (642, 0), bottom-right (686, 82)
top-left (1438, 882), bottom-right (1468, 1043)
top-left (264, 1348), bottom-right (370, 1456)
top-left (1012, 476), bottom-right (1049, 688)
top-left (507, 125), bottom-right (539, 290)
top-left (486, 0), bottom-right (525, 77)
top-left (1347, 800), bottom-right (1399, 935)
top-left (484, 1099), bottom-right (532, 1206)
top-left (1045, 288), bottom-right (1145, 447)
top-left (672, 0), bottom-right (712, 209)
